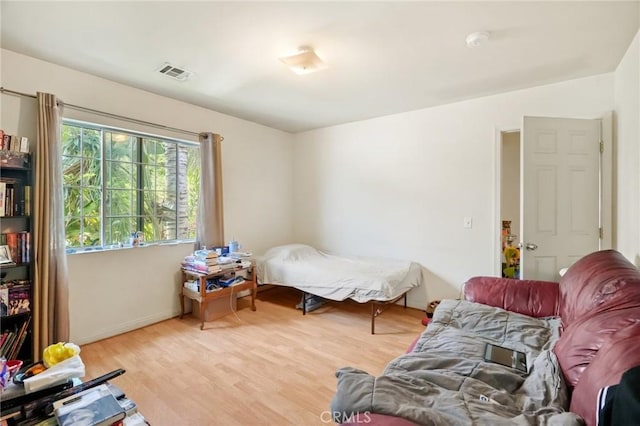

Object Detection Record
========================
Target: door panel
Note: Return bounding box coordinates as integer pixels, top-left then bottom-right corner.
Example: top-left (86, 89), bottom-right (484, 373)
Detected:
top-left (521, 117), bottom-right (600, 281)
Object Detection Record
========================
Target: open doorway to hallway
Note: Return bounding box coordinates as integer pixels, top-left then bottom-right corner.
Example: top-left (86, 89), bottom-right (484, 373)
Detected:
top-left (500, 130), bottom-right (520, 278)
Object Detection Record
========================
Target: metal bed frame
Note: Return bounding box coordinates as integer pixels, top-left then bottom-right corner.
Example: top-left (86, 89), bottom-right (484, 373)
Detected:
top-left (300, 290), bottom-right (409, 334)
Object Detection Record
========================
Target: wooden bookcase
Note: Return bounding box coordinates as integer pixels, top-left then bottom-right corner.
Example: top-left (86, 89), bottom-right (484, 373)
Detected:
top-left (0, 150), bottom-right (34, 363)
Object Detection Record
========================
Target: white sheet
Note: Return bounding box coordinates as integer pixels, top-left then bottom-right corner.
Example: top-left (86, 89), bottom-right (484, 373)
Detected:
top-left (256, 244), bottom-right (422, 303)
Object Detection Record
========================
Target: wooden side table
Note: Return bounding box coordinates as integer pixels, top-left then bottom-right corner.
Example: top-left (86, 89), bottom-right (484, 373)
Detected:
top-left (179, 264), bottom-right (257, 330)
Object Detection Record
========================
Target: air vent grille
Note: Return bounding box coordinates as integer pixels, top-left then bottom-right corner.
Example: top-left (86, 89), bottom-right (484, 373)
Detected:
top-left (157, 63), bottom-right (193, 81)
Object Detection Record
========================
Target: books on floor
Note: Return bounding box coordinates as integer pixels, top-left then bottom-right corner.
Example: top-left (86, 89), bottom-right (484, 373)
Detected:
top-left (53, 384), bottom-right (126, 426)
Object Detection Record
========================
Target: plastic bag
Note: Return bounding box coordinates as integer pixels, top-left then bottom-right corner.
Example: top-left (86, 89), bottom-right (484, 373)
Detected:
top-left (23, 354), bottom-right (85, 393)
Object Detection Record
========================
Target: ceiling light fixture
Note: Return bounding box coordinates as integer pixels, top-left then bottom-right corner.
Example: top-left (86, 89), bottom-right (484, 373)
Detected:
top-left (279, 46), bottom-right (327, 75)
top-left (466, 31), bottom-right (490, 48)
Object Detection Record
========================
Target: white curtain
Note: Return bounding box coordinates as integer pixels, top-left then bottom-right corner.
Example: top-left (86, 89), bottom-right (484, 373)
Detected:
top-left (34, 92), bottom-right (70, 356)
top-left (195, 132), bottom-right (224, 249)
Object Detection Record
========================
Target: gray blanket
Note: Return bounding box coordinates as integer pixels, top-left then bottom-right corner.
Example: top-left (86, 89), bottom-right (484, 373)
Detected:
top-left (331, 300), bottom-right (582, 425)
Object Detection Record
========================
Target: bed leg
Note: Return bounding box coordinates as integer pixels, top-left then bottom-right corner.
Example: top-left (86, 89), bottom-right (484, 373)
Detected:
top-left (404, 293), bottom-right (407, 308)
top-left (371, 303), bottom-right (376, 335)
top-left (302, 291), bottom-right (307, 315)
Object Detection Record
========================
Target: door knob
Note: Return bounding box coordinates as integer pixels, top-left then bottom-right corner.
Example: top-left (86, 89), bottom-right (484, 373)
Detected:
top-left (525, 243), bottom-right (538, 251)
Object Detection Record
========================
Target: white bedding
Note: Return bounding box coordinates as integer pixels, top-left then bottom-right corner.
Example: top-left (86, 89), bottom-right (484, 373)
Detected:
top-left (255, 244), bottom-right (422, 303)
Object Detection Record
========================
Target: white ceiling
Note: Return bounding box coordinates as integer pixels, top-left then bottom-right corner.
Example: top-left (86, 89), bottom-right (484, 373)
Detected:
top-left (1, 1), bottom-right (638, 133)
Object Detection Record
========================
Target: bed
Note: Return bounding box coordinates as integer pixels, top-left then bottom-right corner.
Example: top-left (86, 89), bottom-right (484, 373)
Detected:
top-left (255, 244), bottom-right (423, 333)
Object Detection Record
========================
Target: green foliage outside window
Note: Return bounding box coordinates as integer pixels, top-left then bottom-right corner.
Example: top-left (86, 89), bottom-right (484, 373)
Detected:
top-left (62, 121), bottom-right (200, 249)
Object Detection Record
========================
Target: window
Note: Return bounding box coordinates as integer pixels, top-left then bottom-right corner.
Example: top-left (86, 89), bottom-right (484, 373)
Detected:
top-left (61, 120), bottom-right (200, 249)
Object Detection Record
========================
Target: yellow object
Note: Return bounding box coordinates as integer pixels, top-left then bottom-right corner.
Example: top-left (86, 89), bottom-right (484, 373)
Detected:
top-left (43, 342), bottom-right (80, 368)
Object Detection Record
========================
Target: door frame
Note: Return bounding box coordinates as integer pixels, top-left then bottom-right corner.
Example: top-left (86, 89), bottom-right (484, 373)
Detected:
top-left (493, 114), bottom-right (613, 277)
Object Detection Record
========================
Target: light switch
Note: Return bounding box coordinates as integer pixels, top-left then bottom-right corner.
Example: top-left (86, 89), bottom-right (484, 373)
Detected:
top-left (463, 217), bottom-right (473, 229)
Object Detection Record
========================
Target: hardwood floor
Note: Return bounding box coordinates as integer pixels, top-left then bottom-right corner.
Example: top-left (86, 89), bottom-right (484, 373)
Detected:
top-left (80, 287), bottom-right (425, 425)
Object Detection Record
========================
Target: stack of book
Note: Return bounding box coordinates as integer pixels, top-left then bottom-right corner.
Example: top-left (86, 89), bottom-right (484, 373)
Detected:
top-left (181, 249), bottom-right (222, 274)
top-left (0, 130), bottom-right (30, 153)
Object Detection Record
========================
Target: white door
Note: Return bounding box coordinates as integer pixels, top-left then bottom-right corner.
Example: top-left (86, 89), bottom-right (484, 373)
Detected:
top-left (521, 116), bottom-right (601, 281)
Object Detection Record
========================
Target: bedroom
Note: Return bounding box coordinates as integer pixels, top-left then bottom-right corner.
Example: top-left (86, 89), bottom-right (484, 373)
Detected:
top-left (0, 1), bottom-right (639, 424)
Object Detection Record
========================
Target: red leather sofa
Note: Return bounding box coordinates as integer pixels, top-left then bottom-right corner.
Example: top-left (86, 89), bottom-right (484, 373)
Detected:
top-left (343, 249), bottom-right (640, 425)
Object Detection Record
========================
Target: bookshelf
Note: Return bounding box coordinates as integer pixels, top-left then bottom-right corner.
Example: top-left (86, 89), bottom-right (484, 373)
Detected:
top-left (0, 149), bottom-right (33, 363)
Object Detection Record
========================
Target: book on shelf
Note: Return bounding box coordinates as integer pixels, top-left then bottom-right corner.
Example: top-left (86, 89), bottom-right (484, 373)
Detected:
top-left (0, 244), bottom-right (14, 265)
top-left (0, 177), bottom-right (28, 217)
top-left (24, 185), bottom-right (31, 216)
top-left (19, 137), bottom-right (29, 154)
top-left (0, 316), bottom-right (30, 359)
top-left (1, 232), bottom-right (32, 264)
top-left (8, 283), bottom-right (31, 315)
top-left (53, 384), bottom-right (126, 426)
top-left (1, 280), bottom-right (31, 316)
top-left (0, 181), bottom-right (5, 216)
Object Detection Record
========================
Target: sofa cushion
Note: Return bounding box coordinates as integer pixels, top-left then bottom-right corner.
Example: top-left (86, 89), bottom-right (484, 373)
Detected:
top-left (464, 276), bottom-right (559, 318)
top-left (569, 328), bottom-right (640, 426)
top-left (559, 250), bottom-right (640, 326)
top-left (554, 307), bottom-right (640, 388)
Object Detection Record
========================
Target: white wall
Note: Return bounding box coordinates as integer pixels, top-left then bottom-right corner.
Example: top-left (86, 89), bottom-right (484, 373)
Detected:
top-left (293, 74), bottom-right (615, 307)
top-left (614, 30), bottom-right (640, 266)
top-left (1, 49), bottom-right (295, 344)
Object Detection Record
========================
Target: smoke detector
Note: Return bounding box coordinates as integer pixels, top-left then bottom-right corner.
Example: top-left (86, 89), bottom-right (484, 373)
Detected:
top-left (466, 31), bottom-right (490, 48)
top-left (157, 62), bottom-right (194, 81)
top-left (279, 46), bottom-right (327, 75)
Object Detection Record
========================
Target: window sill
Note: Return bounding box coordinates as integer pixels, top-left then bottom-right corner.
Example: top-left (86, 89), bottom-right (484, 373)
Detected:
top-left (66, 240), bottom-right (194, 255)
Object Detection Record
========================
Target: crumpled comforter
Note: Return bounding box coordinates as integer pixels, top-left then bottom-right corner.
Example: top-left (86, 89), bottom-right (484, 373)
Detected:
top-left (331, 299), bottom-right (583, 425)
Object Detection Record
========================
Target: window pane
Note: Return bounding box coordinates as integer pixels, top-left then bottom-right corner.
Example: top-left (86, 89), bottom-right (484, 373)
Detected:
top-left (107, 189), bottom-right (133, 216)
top-left (142, 191), bottom-right (154, 216)
top-left (141, 216), bottom-right (156, 242)
top-left (142, 165), bottom-right (155, 190)
top-left (82, 157), bottom-right (101, 187)
top-left (156, 166), bottom-right (169, 190)
top-left (105, 217), bottom-right (135, 246)
top-left (106, 161), bottom-right (136, 190)
top-left (65, 217), bottom-right (82, 247)
top-left (82, 217), bottom-right (101, 246)
top-left (82, 188), bottom-right (101, 217)
top-left (156, 141), bottom-right (167, 157)
top-left (142, 139), bottom-right (156, 164)
top-left (64, 187), bottom-right (82, 216)
top-left (183, 146), bottom-right (201, 239)
top-left (62, 126), bottom-right (81, 156)
top-left (107, 133), bottom-right (135, 162)
top-left (81, 128), bottom-right (101, 158)
top-left (62, 156), bottom-right (81, 186)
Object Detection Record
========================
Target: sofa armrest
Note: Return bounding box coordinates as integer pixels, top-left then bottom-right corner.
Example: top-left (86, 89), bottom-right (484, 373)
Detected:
top-left (463, 276), bottom-right (560, 318)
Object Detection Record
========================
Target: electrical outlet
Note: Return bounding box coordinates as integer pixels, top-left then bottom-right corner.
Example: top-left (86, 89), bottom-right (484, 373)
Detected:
top-left (463, 217), bottom-right (473, 229)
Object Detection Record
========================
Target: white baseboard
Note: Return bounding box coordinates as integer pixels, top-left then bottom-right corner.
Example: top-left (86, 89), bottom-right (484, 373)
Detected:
top-left (73, 310), bottom-right (181, 346)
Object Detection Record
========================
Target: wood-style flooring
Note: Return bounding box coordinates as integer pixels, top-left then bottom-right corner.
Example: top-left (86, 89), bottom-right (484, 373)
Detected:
top-left (80, 287), bottom-right (425, 426)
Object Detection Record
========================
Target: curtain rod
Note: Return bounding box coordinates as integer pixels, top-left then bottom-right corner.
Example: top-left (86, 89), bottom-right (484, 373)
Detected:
top-left (0, 87), bottom-right (221, 140)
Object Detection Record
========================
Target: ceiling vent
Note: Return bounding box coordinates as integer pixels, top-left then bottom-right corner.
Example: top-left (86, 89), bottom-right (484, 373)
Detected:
top-left (157, 63), bottom-right (193, 81)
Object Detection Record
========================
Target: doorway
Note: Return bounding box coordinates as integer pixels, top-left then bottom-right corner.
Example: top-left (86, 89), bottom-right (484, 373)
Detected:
top-left (500, 131), bottom-right (520, 278)
top-left (496, 115), bottom-right (612, 281)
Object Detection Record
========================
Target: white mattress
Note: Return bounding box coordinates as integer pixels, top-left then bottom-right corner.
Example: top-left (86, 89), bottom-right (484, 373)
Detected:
top-left (256, 244), bottom-right (422, 303)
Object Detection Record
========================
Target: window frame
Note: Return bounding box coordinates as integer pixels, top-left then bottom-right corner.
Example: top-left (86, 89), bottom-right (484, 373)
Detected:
top-left (62, 118), bottom-right (200, 251)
